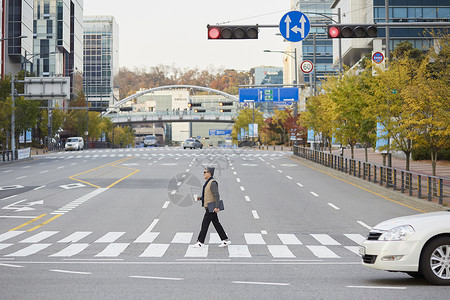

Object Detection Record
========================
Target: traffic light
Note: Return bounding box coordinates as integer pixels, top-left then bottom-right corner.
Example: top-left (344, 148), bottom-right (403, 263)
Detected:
top-left (119, 107), bottom-right (132, 111)
top-left (327, 25), bottom-right (378, 38)
top-left (207, 25), bottom-right (258, 40)
top-left (220, 109), bottom-right (231, 113)
top-left (194, 109), bottom-right (206, 113)
top-left (219, 101), bottom-right (233, 106)
top-left (188, 102), bottom-right (201, 110)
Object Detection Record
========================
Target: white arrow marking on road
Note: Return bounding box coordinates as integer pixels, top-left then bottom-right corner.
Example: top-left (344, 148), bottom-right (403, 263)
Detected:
top-left (285, 14), bottom-right (291, 39)
top-left (2, 199), bottom-right (43, 212)
top-left (0, 185), bottom-right (24, 191)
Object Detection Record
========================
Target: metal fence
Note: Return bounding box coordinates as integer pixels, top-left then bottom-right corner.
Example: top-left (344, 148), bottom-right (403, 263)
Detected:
top-left (293, 146), bottom-right (449, 206)
top-left (1, 150), bottom-right (15, 162)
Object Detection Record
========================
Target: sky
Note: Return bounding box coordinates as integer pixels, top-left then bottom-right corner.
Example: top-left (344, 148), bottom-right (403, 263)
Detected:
top-left (83, 0), bottom-right (293, 72)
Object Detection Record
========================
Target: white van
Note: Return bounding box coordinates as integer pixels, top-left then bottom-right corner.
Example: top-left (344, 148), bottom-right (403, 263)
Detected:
top-left (65, 137), bottom-right (84, 151)
top-left (143, 135), bottom-right (157, 147)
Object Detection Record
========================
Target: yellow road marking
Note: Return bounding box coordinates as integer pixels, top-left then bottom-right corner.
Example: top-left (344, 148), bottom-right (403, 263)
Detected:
top-left (288, 156), bottom-right (425, 213)
top-left (27, 214), bottom-right (62, 232)
top-left (9, 214), bottom-right (47, 231)
top-left (107, 169), bottom-right (140, 189)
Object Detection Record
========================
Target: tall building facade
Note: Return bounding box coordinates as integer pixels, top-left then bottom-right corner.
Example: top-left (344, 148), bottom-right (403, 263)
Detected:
top-left (32, 0), bottom-right (83, 98)
top-left (331, 0), bottom-right (450, 68)
top-left (298, 0), bottom-right (337, 88)
top-left (253, 66), bottom-right (283, 85)
top-left (1, 0), bottom-right (33, 77)
top-left (83, 15), bottom-right (119, 111)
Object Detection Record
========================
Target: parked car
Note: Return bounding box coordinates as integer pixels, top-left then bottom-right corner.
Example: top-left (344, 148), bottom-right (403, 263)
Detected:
top-left (65, 137), bottom-right (84, 151)
top-left (183, 138), bottom-right (203, 149)
top-left (360, 211), bottom-right (450, 285)
top-left (143, 135), bottom-right (157, 147)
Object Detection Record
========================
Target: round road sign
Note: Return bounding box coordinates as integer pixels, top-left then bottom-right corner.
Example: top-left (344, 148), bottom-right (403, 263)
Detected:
top-left (372, 52), bottom-right (384, 64)
top-left (300, 60), bottom-right (314, 73)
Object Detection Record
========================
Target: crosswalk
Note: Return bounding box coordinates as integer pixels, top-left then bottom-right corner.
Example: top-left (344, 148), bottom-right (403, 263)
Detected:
top-left (0, 230), bottom-right (365, 260)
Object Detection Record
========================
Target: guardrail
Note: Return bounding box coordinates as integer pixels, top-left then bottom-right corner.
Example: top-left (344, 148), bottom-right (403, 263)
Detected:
top-left (293, 146), bottom-right (449, 206)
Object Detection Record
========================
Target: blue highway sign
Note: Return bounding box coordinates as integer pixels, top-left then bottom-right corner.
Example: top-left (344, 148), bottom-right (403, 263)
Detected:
top-left (239, 87), bottom-right (298, 105)
top-left (279, 11), bottom-right (311, 42)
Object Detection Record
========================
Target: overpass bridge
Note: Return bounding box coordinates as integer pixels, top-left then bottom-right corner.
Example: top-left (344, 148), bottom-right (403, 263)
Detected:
top-left (109, 111), bottom-right (235, 125)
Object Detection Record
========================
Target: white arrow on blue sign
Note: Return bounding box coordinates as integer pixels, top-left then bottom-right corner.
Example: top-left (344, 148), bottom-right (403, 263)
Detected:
top-left (279, 11), bottom-right (311, 42)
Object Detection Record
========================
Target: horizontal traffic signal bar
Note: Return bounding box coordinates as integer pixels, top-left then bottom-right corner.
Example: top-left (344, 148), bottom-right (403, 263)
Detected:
top-left (194, 109), bottom-right (206, 113)
top-left (219, 101), bottom-right (233, 106)
top-left (220, 109), bottom-right (232, 113)
top-left (207, 25), bottom-right (258, 40)
top-left (327, 24), bottom-right (378, 38)
top-left (188, 103), bottom-right (201, 107)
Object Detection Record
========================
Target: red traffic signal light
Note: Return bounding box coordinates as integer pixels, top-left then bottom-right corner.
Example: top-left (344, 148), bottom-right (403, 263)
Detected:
top-left (207, 25), bottom-right (258, 40)
top-left (327, 25), bottom-right (378, 38)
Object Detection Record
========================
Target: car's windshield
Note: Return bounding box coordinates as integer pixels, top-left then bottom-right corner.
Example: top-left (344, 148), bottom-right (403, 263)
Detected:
top-left (145, 136), bottom-right (155, 140)
top-left (67, 138), bottom-right (79, 142)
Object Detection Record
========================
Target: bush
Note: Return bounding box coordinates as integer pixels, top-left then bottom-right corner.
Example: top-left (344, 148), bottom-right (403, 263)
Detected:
top-left (412, 147), bottom-right (450, 161)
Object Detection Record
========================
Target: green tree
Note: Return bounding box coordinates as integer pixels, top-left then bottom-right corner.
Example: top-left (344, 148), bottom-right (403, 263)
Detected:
top-left (232, 108), bottom-right (264, 144)
top-left (402, 34), bottom-right (450, 176)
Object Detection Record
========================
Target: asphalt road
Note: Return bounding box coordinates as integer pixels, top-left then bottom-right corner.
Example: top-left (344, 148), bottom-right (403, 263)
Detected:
top-left (0, 147), bottom-right (447, 299)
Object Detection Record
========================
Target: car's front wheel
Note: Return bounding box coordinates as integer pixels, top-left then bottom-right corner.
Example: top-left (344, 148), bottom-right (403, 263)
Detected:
top-left (420, 236), bottom-right (450, 285)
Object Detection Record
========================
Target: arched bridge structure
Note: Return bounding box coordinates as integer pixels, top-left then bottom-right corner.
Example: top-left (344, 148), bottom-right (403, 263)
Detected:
top-left (102, 85), bottom-right (239, 125)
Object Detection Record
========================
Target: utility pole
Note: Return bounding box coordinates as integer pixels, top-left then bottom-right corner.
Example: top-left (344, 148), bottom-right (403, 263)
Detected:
top-left (11, 77), bottom-right (16, 160)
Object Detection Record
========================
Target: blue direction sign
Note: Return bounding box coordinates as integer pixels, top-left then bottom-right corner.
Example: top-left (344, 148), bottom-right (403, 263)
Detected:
top-left (239, 87), bottom-right (299, 105)
top-left (279, 11), bottom-right (311, 42)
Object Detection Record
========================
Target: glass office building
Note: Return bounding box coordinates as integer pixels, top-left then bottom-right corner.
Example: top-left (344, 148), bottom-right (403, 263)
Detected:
top-left (373, 0), bottom-right (450, 50)
top-left (33, 0), bottom-right (83, 99)
top-left (299, 0), bottom-right (337, 86)
top-left (253, 66), bottom-right (283, 85)
top-left (0, 0), bottom-right (33, 77)
top-left (83, 16), bottom-right (119, 111)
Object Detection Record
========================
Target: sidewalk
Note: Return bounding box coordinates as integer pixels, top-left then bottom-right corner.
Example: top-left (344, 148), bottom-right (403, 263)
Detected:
top-left (326, 148), bottom-right (450, 180)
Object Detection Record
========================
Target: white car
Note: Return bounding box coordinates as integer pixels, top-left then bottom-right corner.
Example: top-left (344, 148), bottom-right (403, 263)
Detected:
top-left (65, 137), bottom-right (84, 151)
top-left (360, 211), bottom-right (450, 285)
top-left (143, 135), bottom-right (157, 147)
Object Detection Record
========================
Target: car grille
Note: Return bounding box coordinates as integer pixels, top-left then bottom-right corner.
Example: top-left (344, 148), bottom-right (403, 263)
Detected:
top-left (362, 255), bottom-right (377, 264)
top-left (367, 231), bottom-right (382, 240)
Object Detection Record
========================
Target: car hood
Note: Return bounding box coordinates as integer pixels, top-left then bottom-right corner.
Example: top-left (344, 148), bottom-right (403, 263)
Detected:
top-left (373, 211), bottom-right (450, 231)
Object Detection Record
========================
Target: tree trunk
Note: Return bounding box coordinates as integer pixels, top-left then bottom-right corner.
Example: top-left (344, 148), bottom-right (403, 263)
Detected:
top-left (404, 151), bottom-right (411, 171)
top-left (431, 151), bottom-right (437, 177)
top-left (364, 145), bottom-right (368, 162)
top-left (350, 145), bottom-right (355, 159)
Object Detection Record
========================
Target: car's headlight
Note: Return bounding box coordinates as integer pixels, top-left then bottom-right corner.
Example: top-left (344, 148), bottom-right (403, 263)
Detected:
top-left (379, 225), bottom-right (415, 241)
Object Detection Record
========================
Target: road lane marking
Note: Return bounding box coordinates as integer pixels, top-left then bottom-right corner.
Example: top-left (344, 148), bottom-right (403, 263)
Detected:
top-left (244, 196), bottom-right (251, 202)
top-left (344, 234), bottom-right (366, 245)
top-left (130, 275), bottom-right (183, 281)
top-left (346, 286), bottom-right (406, 290)
top-left (0, 231), bottom-right (25, 242)
top-left (16, 176), bottom-right (26, 180)
top-left (20, 231), bottom-right (59, 243)
top-left (310, 192), bottom-right (319, 197)
top-left (306, 246), bottom-right (340, 258)
top-left (232, 281), bottom-right (290, 286)
top-left (8, 214), bottom-right (47, 231)
top-left (328, 203), bottom-right (340, 210)
top-left (251, 210), bottom-right (260, 219)
top-left (296, 183), bottom-right (303, 187)
top-left (27, 215), bottom-right (62, 232)
top-left (1, 195), bottom-right (18, 201)
top-left (49, 244), bottom-right (90, 257)
top-left (286, 176), bottom-right (293, 180)
top-left (95, 243), bottom-right (130, 257)
top-left (228, 245), bottom-right (251, 258)
top-left (58, 232), bottom-right (92, 243)
top-left (287, 156), bottom-right (426, 213)
top-left (5, 244), bottom-right (51, 257)
top-left (140, 244), bottom-right (170, 257)
top-left (311, 234), bottom-right (341, 245)
top-left (33, 185), bottom-right (45, 191)
top-left (171, 232), bottom-right (193, 244)
top-left (162, 201), bottom-right (170, 209)
top-left (185, 245), bottom-right (208, 257)
top-left (94, 232), bottom-right (125, 243)
top-left (357, 221), bottom-right (372, 230)
top-left (268, 245), bottom-right (295, 258)
top-left (244, 233), bottom-right (265, 244)
top-left (50, 269), bottom-right (92, 275)
top-left (0, 263), bottom-right (24, 268)
top-left (277, 234), bottom-right (302, 245)
top-left (236, 178), bottom-right (241, 182)
top-left (240, 186), bottom-right (245, 191)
